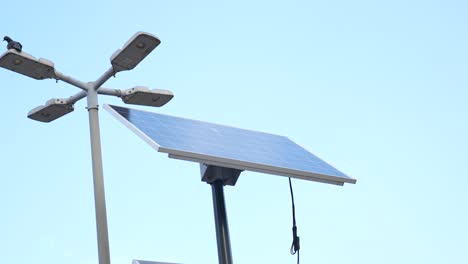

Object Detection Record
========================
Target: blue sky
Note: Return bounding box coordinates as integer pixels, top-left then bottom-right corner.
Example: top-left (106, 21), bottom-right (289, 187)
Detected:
top-left (1, 1), bottom-right (467, 263)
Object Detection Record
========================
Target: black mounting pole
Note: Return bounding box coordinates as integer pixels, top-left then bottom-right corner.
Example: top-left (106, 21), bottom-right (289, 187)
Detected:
top-left (201, 164), bottom-right (241, 264)
top-left (211, 180), bottom-right (233, 264)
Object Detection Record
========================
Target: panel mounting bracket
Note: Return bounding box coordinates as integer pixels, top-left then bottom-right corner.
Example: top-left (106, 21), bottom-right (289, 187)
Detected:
top-left (200, 164), bottom-right (242, 186)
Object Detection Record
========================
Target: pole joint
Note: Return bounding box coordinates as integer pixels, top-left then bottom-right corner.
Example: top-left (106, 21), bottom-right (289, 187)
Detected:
top-left (87, 86), bottom-right (100, 110)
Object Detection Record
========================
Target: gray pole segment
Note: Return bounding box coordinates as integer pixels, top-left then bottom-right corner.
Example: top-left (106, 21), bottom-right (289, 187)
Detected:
top-left (66, 91), bottom-right (87, 104)
top-left (92, 68), bottom-right (115, 90)
top-left (58, 67), bottom-right (117, 264)
top-left (97, 87), bottom-right (122, 97)
top-left (211, 180), bottom-right (233, 264)
top-left (55, 71), bottom-right (90, 91)
top-left (87, 87), bottom-right (111, 264)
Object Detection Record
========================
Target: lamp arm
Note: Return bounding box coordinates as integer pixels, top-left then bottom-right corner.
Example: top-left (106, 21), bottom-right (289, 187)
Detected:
top-left (97, 87), bottom-right (122, 97)
top-left (90, 67), bottom-right (115, 91)
top-left (55, 71), bottom-right (90, 91)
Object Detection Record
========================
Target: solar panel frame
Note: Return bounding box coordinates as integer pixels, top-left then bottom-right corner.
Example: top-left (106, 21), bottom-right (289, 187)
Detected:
top-left (104, 104), bottom-right (356, 186)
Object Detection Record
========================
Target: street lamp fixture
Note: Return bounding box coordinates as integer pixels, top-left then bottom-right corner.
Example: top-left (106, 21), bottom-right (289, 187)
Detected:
top-left (0, 31), bottom-right (171, 264)
top-left (28, 98), bottom-right (74, 122)
top-left (121, 86), bottom-right (173, 107)
top-left (111, 31), bottom-right (161, 72)
top-left (0, 50), bottom-right (55, 80)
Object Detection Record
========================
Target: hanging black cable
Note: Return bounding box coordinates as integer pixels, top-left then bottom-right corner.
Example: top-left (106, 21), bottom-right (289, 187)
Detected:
top-left (289, 177), bottom-right (300, 264)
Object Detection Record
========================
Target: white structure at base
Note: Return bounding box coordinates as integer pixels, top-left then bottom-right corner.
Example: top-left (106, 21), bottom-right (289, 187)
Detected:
top-left (133, 260), bottom-right (182, 264)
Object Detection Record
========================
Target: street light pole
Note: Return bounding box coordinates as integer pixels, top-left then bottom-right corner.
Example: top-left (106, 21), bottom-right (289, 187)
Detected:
top-left (88, 102), bottom-right (111, 264)
top-left (0, 31), bottom-right (172, 264)
top-left (88, 74), bottom-right (111, 264)
top-left (87, 65), bottom-right (120, 264)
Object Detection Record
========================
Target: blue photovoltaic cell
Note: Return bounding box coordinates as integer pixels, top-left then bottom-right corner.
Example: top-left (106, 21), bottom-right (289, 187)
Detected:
top-left (105, 105), bottom-right (356, 185)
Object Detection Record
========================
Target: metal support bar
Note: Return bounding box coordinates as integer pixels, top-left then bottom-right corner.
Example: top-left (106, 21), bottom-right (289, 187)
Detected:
top-left (63, 87), bottom-right (122, 106)
top-left (54, 68), bottom-right (118, 264)
top-left (98, 87), bottom-right (122, 97)
top-left (66, 90), bottom-right (87, 104)
top-left (55, 71), bottom-right (90, 91)
top-left (87, 90), bottom-right (111, 264)
top-left (211, 180), bottom-right (233, 264)
top-left (201, 164), bottom-right (241, 263)
top-left (91, 67), bottom-right (115, 91)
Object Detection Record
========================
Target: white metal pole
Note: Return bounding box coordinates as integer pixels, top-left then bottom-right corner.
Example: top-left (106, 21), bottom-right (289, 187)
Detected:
top-left (87, 87), bottom-right (111, 264)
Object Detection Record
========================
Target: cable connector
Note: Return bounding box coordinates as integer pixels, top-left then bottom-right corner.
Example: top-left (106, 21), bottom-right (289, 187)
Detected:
top-left (291, 226), bottom-right (300, 254)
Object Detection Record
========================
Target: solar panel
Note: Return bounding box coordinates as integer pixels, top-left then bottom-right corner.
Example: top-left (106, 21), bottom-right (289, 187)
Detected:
top-left (105, 104), bottom-right (356, 185)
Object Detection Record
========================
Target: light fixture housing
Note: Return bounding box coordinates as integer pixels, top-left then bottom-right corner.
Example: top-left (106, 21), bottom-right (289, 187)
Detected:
top-left (110, 32), bottom-right (161, 72)
top-left (28, 98), bottom-right (74, 122)
top-left (121, 86), bottom-right (173, 107)
top-left (0, 50), bottom-right (55, 80)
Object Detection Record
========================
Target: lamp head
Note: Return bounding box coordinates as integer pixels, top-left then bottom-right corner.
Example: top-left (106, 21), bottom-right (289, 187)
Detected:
top-left (0, 52), bottom-right (56, 80)
top-left (110, 32), bottom-right (161, 72)
top-left (121, 86), bottom-right (173, 107)
top-left (28, 98), bottom-right (74, 123)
